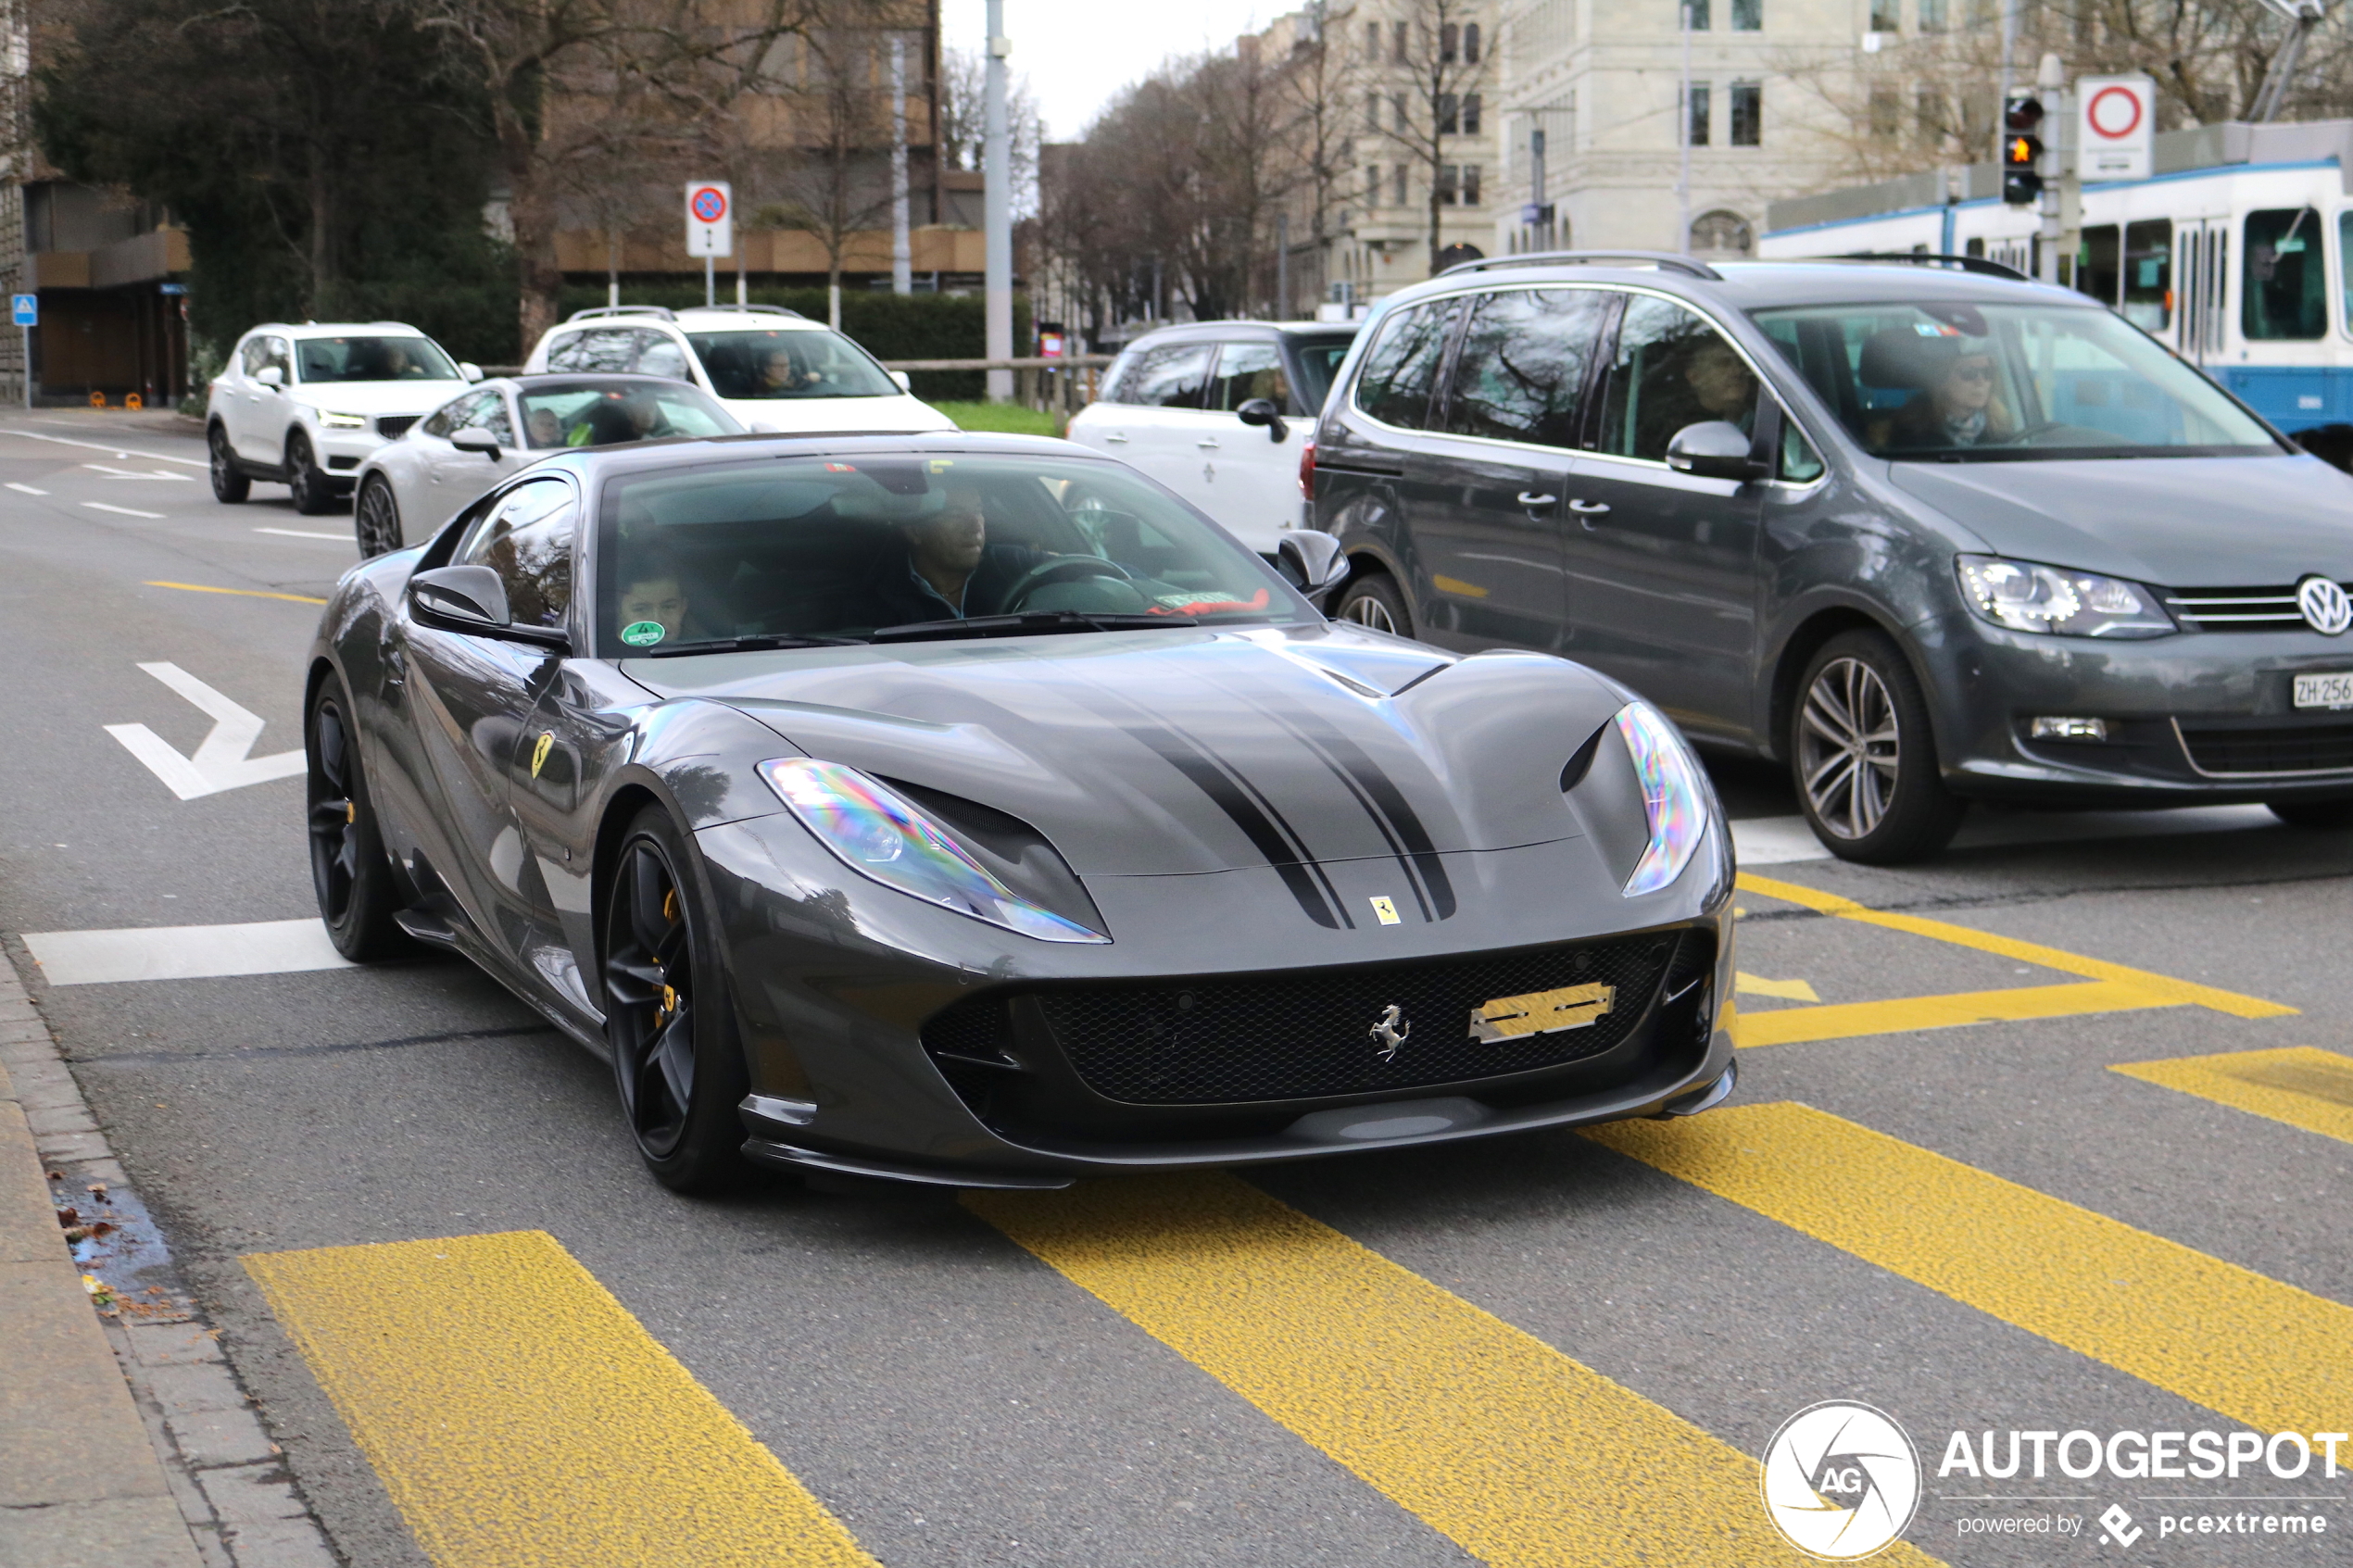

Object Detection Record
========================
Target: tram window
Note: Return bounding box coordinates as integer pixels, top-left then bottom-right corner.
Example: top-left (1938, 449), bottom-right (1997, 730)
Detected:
top-left (2337, 212), bottom-right (2353, 338)
top-left (2244, 207), bottom-right (2325, 340)
top-left (2123, 220), bottom-right (2171, 332)
top-left (2079, 226), bottom-right (2121, 307)
top-left (1965, 236), bottom-right (1985, 258)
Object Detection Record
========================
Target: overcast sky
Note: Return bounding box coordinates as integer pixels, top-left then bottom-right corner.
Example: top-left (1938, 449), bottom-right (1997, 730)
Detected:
top-left (940, 1), bottom-right (1281, 140)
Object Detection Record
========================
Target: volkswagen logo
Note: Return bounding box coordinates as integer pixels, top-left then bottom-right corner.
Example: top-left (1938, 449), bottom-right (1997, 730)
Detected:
top-left (2297, 574), bottom-right (2353, 636)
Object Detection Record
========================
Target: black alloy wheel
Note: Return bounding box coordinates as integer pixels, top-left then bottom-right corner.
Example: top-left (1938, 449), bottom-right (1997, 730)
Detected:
top-left (1791, 629), bottom-right (1965, 864)
top-left (2268, 797), bottom-right (2353, 830)
top-left (208, 425), bottom-right (250, 504)
top-left (601, 807), bottom-right (749, 1193)
top-left (306, 681), bottom-right (410, 960)
top-left (287, 432), bottom-right (337, 515)
top-left (1334, 571), bottom-right (1409, 636)
top-left (355, 475), bottom-right (404, 558)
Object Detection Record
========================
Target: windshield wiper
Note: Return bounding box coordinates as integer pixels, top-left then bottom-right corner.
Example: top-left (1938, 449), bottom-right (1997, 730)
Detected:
top-left (867, 611), bottom-right (1197, 643)
top-left (644, 633), bottom-right (868, 658)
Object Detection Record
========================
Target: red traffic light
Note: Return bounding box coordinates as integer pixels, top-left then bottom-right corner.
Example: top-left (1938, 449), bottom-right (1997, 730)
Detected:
top-left (2004, 94), bottom-right (2044, 132)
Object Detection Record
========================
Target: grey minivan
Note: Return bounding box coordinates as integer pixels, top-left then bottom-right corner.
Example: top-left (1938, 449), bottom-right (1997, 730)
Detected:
top-left (1305, 252), bottom-right (2353, 862)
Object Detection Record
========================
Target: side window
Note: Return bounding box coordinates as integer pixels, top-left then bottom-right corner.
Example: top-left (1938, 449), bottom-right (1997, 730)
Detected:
top-left (1127, 345), bottom-right (1215, 408)
top-left (1353, 301), bottom-right (1458, 429)
top-left (635, 336), bottom-right (690, 380)
top-left (2123, 220), bottom-right (2171, 332)
top-left (265, 338), bottom-right (294, 379)
top-left (238, 337), bottom-right (269, 377)
top-left (1205, 341), bottom-right (1295, 412)
top-left (1779, 414), bottom-right (1826, 483)
top-left (547, 329), bottom-right (666, 373)
top-left (543, 332), bottom-right (590, 371)
top-left (245, 336), bottom-right (291, 382)
top-left (2244, 208), bottom-right (2323, 341)
top-left (420, 393), bottom-right (473, 439)
top-left (448, 390), bottom-right (502, 433)
top-left (479, 394), bottom-right (516, 446)
top-left (1595, 295), bottom-right (1758, 462)
top-left (1438, 287), bottom-right (1609, 448)
top-left (459, 478), bottom-right (576, 630)
top-left (1098, 348), bottom-right (1144, 404)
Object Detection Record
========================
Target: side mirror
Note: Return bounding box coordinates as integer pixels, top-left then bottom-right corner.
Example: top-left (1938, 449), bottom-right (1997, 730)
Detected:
top-left (408, 564), bottom-right (511, 630)
top-left (255, 366), bottom-right (284, 389)
top-left (459, 361), bottom-right (485, 383)
top-left (450, 426), bottom-right (501, 460)
top-left (1237, 397), bottom-right (1290, 444)
top-left (1276, 529), bottom-right (1349, 600)
top-left (1666, 420), bottom-right (1768, 482)
top-left (889, 370), bottom-right (912, 392)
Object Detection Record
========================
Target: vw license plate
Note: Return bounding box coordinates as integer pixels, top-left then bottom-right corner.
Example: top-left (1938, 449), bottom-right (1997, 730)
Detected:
top-left (2294, 671), bottom-right (2353, 709)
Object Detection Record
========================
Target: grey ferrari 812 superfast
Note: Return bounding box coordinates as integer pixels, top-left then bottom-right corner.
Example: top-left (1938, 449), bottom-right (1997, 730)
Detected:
top-left (305, 432), bottom-right (1737, 1192)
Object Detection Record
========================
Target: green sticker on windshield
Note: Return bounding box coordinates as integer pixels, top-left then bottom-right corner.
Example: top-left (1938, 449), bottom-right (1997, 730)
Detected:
top-left (620, 620), bottom-right (666, 647)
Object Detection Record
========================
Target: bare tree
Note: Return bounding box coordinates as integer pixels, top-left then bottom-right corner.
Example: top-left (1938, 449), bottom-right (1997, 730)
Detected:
top-left (1270, 3), bottom-right (1362, 315)
top-left (1374, 0), bottom-right (1496, 271)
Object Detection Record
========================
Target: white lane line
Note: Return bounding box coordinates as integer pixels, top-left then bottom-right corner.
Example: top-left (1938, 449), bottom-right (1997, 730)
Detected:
top-left (83, 501), bottom-right (166, 520)
top-left (82, 462), bottom-right (194, 482)
top-left (1729, 803), bottom-right (2284, 868)
top-left (25, 918), bottom-right (354, 985)
top-left (0, 425), bottom-right (210, 468)
top-left (6, 481), bottom-right (48, 495)
top-left (253, 526), bottom-right (351, 542)
top-left (105, 661), bottom-right (305, 799)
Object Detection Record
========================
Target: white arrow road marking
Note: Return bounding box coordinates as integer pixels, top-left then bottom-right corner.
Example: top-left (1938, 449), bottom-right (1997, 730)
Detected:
top-left (24, 918), bottom-right (353, 985)
top-left (6, 482), bottom-right (46, 495)
top-left (83, 501), bottom-right (165, 519)
top-left (105, 661), bottom-right (306, 799)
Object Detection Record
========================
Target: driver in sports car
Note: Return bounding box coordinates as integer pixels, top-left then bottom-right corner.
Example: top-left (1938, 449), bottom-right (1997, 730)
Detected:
top-left (870, 481), bottom-right (1106, 623)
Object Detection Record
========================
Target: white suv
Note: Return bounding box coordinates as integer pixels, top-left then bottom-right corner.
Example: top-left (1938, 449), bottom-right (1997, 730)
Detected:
top-left (521, 305), bottom-right (953, 433)
top-left (208, 322), bottom-right (478, 513)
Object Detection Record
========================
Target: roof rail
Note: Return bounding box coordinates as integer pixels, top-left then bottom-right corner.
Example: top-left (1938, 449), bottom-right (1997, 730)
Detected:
top-left (678, 302), bottom-right (807, 320)
top-left (1831, 252), bottom-right (2031, 282)
top-left (1437, 249), bottom-right (1724, 282)
top-left (564, 305), bottom-right (679, 323)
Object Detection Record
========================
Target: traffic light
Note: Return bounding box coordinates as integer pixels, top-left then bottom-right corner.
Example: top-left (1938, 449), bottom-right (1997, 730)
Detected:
top-left (2002, 91), bottom-right (2045, 206)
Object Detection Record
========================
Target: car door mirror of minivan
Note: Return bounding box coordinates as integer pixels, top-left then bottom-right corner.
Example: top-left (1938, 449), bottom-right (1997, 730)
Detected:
top-left (1666, 420), bottom-right (1768, 482)
top-left (1276, 529), bottom-right (1349, 599)
top-left (1237, 398), bottom-right (1290, 444)
top-left (450, 426), bottom-right (502, 460)
top-left (255, 366), bottom-right (284, 389)
top-left (409, 564), bottom-right (511, 629)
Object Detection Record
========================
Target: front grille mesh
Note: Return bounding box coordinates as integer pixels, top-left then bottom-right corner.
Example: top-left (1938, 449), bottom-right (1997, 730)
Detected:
top-left (2180, 721), bottom-right (2353, 775)
top-left (375, 415), bottom-right (419, 439)
top-left (923, 933), bottom-right (1694, 1109)
top-left (2162, 583), bottom-right (2351, 633)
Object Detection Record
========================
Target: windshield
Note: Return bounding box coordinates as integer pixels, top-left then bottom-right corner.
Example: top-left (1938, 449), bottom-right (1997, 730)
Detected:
top-left (685, 329), bottom-right (900, 400)
top-left (596, 454), bottom-right (1309, 655)
top-left (296, 335), bottom-right (459, 383)
top-left (1291, 333), bottom-right (1356, 409)
top-left (1750, 301), bottom-right (2280, 460)
top-left (519, 381), bottom-right (737, 449)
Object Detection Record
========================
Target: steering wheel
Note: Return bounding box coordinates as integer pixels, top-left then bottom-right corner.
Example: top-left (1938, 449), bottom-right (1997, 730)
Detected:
top-left (997, 555), bottom-right (1132, 613)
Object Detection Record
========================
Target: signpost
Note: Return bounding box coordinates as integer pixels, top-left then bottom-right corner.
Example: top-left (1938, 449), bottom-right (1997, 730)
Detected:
top-left (684, 182), bottom-right (733, 308)
top-left (11, 294), bottom-right (34, 409)
top-left (2077, 74), bottom-right (2154, 182)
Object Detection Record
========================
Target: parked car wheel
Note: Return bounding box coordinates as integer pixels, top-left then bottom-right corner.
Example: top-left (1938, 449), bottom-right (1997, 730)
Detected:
top-left (208, 425), bottom-right (250, 504)
top-left (601, 805), bottom-right (750, 1194)
top-left (1791, 630), bottom-right (1965, 864)
top-left (306, 678), bottom-right (412, 961)
top-left (355, 475), bottom-right (404, 558)
top-left (287, 433), bottom-right (338, 515)
top-left (2267, 797), bottom-right (2353, 829)
top-left (1333, 571), bottom-right (1410, 636)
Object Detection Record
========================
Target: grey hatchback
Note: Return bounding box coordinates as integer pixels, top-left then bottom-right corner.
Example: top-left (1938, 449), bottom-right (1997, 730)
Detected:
top-left (1306, 252), bottom-right (2353, 862)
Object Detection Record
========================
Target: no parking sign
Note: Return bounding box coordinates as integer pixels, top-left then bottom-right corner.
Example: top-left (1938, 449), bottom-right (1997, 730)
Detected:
top-left (685, 182), bottom-right (733, 258)
top-left (2078, 74), bottom-right (2154, 182)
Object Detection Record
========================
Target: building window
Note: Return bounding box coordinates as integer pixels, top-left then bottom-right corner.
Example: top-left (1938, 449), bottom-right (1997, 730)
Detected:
top-left (1691, 210), bottom-right (1755, 256)
top-left (1395, 93), bottom-right (1410, 131)
top-left (1916, 85), bottom-right (1944, 145)
top-left (1464, 164), bottom-right (1482, 205)
top-left (1918, 0), bottom-right (1945, 28)
top-left (1684, 0), bottom-right (1711, 30)
top-left (1439, 94), bottom-right (1459, 133)
top-left (1441, 21), bottom-right (1459, 60)
top-left (1367, 164), bottom-right (1382, 205)
top-left (1395, 164), bottom-right (1409, 205)
top-left (1730, 0), bottom-right (1761, 27)
top-left (1367, 93), bottom-right (1381, 132)
top-left (1869, 0), bottom-right (1899, 30)
top-left (1869, 84), bottom-right (1901, 137)
top-left (1465, 21), bottom-right (1482, 60)
top-left (1393, 20), bottom-right (1408, 62)
top-left (1730, 82), bottom-right (1762, 144)
top-left (1688, 82), bottom-right (1711, 146)
top-left (1366, 21), bottom-right (1381, 60)
top-left (1464, 93), bottom-right (1483, 134)
top-left (1440, 164), bottom-right (1459, 203)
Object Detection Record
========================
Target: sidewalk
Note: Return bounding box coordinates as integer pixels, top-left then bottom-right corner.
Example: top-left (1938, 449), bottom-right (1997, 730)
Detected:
top-left (0, 956), bottom-right (333, 1568)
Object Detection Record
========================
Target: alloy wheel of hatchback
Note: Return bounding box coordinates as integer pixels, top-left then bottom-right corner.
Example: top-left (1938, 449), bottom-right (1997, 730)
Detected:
top-left (354, 476), bottom-right (403, 558)
top-left (1790, 630), bottom-right (1964, 864)
top-left (208, 425), bottom-right (250, 504)
top-left (1335, 572), bottom-right (1408, 636)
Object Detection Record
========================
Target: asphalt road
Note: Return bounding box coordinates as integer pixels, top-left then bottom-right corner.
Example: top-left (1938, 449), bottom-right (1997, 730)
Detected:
top-left (3, 408), bottom-right (2350, 1567)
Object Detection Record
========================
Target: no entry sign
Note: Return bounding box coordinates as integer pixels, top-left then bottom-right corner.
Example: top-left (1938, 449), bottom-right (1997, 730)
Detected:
top-left (685, 182), bottom-right (733, 258)
top-left (2078, 75), bottom-right (2154, 182)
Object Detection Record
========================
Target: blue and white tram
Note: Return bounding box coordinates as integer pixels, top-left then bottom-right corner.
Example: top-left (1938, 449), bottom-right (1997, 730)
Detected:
top-left (1761, 129), bottom-right (2353, 444)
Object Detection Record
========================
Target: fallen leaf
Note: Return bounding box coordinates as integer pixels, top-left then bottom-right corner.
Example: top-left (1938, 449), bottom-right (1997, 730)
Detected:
top-left (55, 1207), bottom-right (79, 1227)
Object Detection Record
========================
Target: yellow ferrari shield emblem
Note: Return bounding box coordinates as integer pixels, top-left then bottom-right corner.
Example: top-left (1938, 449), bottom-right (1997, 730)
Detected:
top-left (1468, 983), bottom-right (1615, 1042)
top-left (530, 733), bottom-right (554, 779)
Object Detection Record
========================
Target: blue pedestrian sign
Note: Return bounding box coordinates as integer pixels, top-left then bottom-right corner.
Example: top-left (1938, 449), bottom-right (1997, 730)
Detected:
top-left (11, 295), bottom-right (35, 327)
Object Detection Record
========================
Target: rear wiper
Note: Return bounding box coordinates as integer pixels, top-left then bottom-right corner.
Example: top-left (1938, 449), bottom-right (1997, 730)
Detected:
top-left (867, 611), bottom-right (1197, 643)
top-left (644, 633), bottom-right (868, 658)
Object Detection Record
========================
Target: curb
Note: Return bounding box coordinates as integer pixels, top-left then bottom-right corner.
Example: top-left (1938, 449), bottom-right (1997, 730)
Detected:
top-left (0, 958), bottom-right (338, 1568)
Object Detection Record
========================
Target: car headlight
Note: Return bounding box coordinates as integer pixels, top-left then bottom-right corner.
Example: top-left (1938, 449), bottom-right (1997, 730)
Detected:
top-left (317, 410), bottom-right (370, 429)
top-left (1613, 701), bottom-right (1710, 897)
top-left (1956, 555), bottom-right (2174, 638)
top-left (757, 759), bottom-right (1108, 944)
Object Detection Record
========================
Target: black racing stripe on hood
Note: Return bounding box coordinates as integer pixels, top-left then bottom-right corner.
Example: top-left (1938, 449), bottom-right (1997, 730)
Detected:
top-left (1111, 720), bottom-right (1351, 931)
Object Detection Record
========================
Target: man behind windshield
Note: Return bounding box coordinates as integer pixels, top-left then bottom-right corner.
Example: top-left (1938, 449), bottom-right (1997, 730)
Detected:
top-left (869, 483), bottom-right (1065, 623)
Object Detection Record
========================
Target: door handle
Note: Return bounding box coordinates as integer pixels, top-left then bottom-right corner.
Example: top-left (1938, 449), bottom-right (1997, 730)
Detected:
top-left (1568, 499), bottom-right (1610, 514)
top-left (1516, 492), bottom-right (1557, 508)
top-left (1103, 433), bottom-right (1129, 444)
top-left (1197, 438), bottom-right (1221, 449)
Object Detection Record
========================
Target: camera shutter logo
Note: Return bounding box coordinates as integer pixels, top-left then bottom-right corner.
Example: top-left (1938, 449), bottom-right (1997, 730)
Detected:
top-left (1759, 1400), bottom-right (1922, 1559)
top-left (2297, 574), bottom-right (2352, 635)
